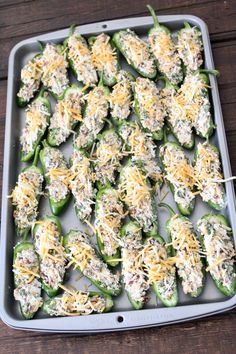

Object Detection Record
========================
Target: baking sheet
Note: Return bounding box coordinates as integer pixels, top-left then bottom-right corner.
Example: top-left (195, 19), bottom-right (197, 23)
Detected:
top-left (1, 14), bottom-right (236, 332)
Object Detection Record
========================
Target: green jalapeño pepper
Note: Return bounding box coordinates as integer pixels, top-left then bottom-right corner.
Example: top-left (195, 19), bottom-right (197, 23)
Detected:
top-left (47, 84), bottom-right (84, 147)
top-left (159, 140), bottom-right (195, 216)
top-left (13, 241), bottom-right (43, 319)
top-left (32, 216), bottom-right (66, 297)
top-left (177, 22), bottom-right (203, 72)
top-left (73, 77), bottom-right (110, 151)
top-left (95, 186), bottom-right (125, 267)
top-left (40, 42), bottom-right (69, 100)
top-left (64, 25), bottom-right (98, 87)
top-left (159, 203), bottom-right (205, 297)
top-left (179, 69), bottom-right (218, 139)
top-left (193, 141), bottom-right (226, 211)
top-left (113, 29), bottom-right (157, 79)
top-left (93, 129), bottom-right (124, 188)
top-left (118, 121), bottom-right (163, 189)
top-left (10, 146), bottom-right (44, 238)
top-left (43, 289), bottom-right (113, 316)
top-left (64, 229), bottom-right (121, 296)
top-left (109, 70), bottom-right (135, 125)
top-left (143, 234), bottom-right (178, 307)
top-left (119, 159), bottom-right (158, 236)
top-left (134, 77), bottom-right (165, 140)
top-left (69, 148), bottom-right (96, 222)
top-left (120, 221), bottom-right (149, 310)
top-left (20, 89), bottom-right (51, 162)
top-left (147, 5), bottom-right (183, 85)
top-left (88, 33), bottom-right (120, 87)
top-left (17, 53), bottom-right (43, 107)
top-left (197, 214), bottom-right (236, 296)
top-left (40, 140), bottom-right (71, 215)
top-left (161, 77), bottom-right (195, 150)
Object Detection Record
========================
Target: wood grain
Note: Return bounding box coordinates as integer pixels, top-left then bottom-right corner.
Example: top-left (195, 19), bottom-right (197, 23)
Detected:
top-left (0, 0), bottom-right (236, 78)
top-left (1, 0), bottom-right (236, 353)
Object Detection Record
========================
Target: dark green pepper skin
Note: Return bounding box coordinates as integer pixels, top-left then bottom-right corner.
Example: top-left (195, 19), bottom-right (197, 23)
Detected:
top-left (47, 84), bottom-right (83, 147)
top-left (110, 71), bottom-right (135, 126)
top-left (88, 35), bottom-right (120, 87)
top-left (43, 291), bottom-right (113, 316)
top-left (161, 78), bottom-right (195, 150)
top-left (39, 140), bottom-right (71, 215)
top-left (95, 186), bottom-right (121, 267)
top-left (120, 221), bottom-right (145, 310)
top-left (146, 234), bottom-right (178, 307)
top-left (32, 215), bottom-right (64, 297)
top-left (133, 79), bottom-right (164, 141)
top-left (74, 80), bottom-right (110, 151)
top-left (193, 142), bottom-right (226, 211)
top-left (14, 146), bottom-right (43, 238)
top-left (198, 214), bottom-right (236, 296)
top-left (160, 203), bottom-right (205, 298)
top-left (147, 5), bottom-right (183, 85)
top-left (13, 241), bottom-right (41, 319)
top-left (16, 53), bottom-right (42, 108)
top-left (119, 159), bottom-right (158, 237)
top-left (64, 230), bottom-right (121, 296)
top-left (21, 90), bottom-right (51, 162)
top-left (159, 141), bottom-right (195, 216)
top-left (112, 30), bottom-right (157, 79)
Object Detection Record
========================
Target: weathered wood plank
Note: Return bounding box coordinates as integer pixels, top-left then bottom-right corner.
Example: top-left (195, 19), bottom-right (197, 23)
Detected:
top-left (0, 0), bottom-right (236, 78)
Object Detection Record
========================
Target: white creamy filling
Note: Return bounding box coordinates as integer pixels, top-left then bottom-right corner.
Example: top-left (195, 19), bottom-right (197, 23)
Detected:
top-left (149, 28), bottom-right (183, 84)
top-left (68, 33), bottom-right (97, 86)
top-left (120, 30), bottom-right (155, 74)
top-left (197, 218), bottom-right (235, 290)
top-left (67, 232), bottom-right (120, 291)
top-left (41, 43), bottom-right (69, 96)
top-left (21, 101), bottom-right (49, 154)
top-left (177, 28), bottom-right (203, 72)
top-left (135, 77), bottom-right (164, 133)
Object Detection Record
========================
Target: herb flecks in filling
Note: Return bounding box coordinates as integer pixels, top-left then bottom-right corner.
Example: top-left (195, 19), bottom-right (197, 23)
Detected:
top-left (197, 217), bottom-right (235, 291)
top-left (91, 33), bottom-right (118, 83)
top-left (95, 189), bottom-right (126, 257)
top-left (9, 170), bottom-right (43, 231)
top-left (149, 28), bottom-right (183, 84)
top-left (13, 248), bottom-right (42, 316)
top-left (70, 150), bottom-right (95, 221)
top-left (41, 44), bottom-right (69, 97)
top-left (21, 100), bottom-right (50, 155)
top-left (135, 77), bottom-right (165, 134)
top-left (34, 219), bottom-right (66, 290)
top-left (68, 33), bottom-right (97, 86)
top-left (17, 56), bottom-right (43, 102)
top-left (177, 27), bottom-right (203, 72)
top-left (66, 231), bottom-right (120, 292)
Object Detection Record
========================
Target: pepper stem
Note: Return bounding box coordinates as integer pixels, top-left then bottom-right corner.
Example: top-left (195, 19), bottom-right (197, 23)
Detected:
top-left (42, 139), bottom-right (49, 148)
top-left (98, 72), bottom-right (104, 87)
top-left (38, 40), bottom-right (45, 52)
top-left (69, 24), bottom-right (76, 36)
top-left (38, 87), bottom-right (45, 98)
top-left (163, 127), bottom-right (169, 143)
top-left (184, 22), bottom-right (191, 29)
top-left (147, 5), bottom-right (160, 28)
top-left (104, 118), bottom-right (113, 128)
top-left (159, 202), bottom-right (176, 217)
top-left (32, 145), bottom-right (41, 166)
top-left (198, 69), bottom-right (219, 77)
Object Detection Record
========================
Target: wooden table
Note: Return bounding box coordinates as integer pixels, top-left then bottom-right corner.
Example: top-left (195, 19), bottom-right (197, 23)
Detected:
top-left (1, 0), bottom-right (236, 353)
